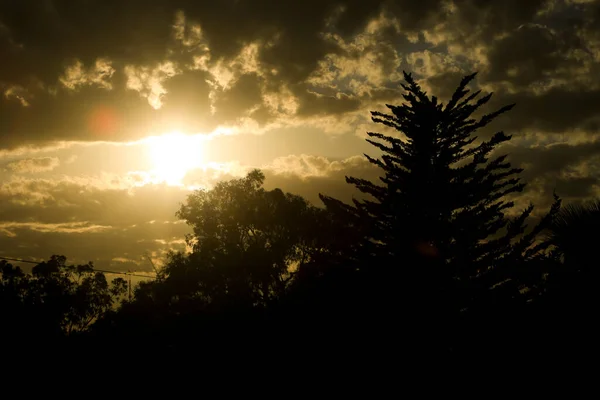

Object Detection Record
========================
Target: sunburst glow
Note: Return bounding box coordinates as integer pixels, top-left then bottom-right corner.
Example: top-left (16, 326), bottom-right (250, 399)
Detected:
top-left (145, 131), bottom-right (206, 185)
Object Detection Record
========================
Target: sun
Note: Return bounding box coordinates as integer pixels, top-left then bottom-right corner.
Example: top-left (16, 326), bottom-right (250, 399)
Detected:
top-left (145, 131), bottom-right (206, 185)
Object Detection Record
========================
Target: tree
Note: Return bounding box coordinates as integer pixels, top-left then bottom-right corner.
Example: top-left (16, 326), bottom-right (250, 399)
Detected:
top-left (97, 171), bottom-right (331, 358)
top-left (320, 72), bottom-right (559, 318)
top-left (149, 170), bottom-right (326, 310)
top-left (543, 198), bottom-right (600, 307)
top-left (0, 255), bottom-right (127, 341)
top-left (548, 198), bottom-right (599, 269)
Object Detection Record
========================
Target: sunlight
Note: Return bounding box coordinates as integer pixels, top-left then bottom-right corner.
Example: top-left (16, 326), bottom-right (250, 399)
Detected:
top-left (145, 131), bottom-right (207, 185)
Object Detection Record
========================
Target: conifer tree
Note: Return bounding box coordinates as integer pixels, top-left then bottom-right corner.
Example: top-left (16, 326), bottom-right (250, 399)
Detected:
top-left (320, 72), bottom-right (559, 312)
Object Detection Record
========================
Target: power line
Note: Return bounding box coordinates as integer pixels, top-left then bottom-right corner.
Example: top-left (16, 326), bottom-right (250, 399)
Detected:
top-left (0, 256), bottom-right (44, 265)
top-left (0, 256), bottom-right (156, 279)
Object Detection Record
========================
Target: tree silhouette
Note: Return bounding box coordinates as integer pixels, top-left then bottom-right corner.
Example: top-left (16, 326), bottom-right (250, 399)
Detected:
top-left (132, 170), bottom-right (327, 314)
top-left (548, 198), bottom-right (599, 269)
top-left (542, 198), bottom-right (600, 310)
top-left (97, 170), bottom-right (335, 358)
top-left (0, 255), bottom-right (127, 340)
top-left (317, 72), bottom-right (560, 351)
top-left (0, 255), bottom-right (127, 364)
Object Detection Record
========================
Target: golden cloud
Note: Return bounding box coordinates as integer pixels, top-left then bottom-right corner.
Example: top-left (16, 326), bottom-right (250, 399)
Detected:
top-left (5, 157), bottom-right (60, 173)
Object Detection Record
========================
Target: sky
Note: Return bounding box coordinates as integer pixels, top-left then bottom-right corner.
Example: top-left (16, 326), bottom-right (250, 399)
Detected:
top-left (1, 0), bottom-right (599, 275)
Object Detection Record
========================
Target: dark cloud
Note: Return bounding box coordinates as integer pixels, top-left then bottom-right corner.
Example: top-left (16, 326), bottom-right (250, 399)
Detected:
top-left (483, 23), bottom-right (569, 88)
top-left (460, 0), bottom-right (549, 36)
top-left (0, 75), bottom-right (156, 147)
top-left (553, 176), bottom-right (598, 199)
top-left (489, 87), bottom-right (600, 135)
top-left (295, 89), bottom-right (362, 117)
top-left (0, 0), bottom-right (385, 147)
top-left (498, 139), bottom-right (600, 209)
top-left (0, 0), bottom-right (175, 85)
top-left (159, 69), bottom-right (214, 132)
top-left (213, 73), bottom-right (264, 122)
top-left (2, 0), bottom-right (599, 147)
top-left (383, 0), bottom-right (447, 31)
top-left (506, 140), bottom-right (600, 177)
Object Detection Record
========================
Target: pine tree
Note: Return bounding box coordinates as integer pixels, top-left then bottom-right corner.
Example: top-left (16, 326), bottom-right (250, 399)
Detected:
top-left (320, 72), bottom-right (559, 313)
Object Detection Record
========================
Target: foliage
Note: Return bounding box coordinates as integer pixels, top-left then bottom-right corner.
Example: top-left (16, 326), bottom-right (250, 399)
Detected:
top-left (320, 72), bottom-right (560, 314)
top-left (541, 198), bottom-right (600, 310)
top-left (0, 255), bottom-right (127, 339)
top-left (547, 198), bottom-right (600, 268)
top-left (139, 170), bottom-right (327, 311)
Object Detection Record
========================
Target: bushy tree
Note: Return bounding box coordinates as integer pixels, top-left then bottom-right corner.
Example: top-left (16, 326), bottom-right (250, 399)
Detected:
top-left (0, 255), bottom-right (127, 340)
top-left (140, 170), bottom-right (326, 311)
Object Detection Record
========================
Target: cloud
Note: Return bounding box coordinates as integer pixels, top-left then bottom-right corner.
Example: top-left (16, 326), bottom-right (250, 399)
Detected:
top-left (499, 137), bottom-right (600, 207)
top-left (262, 154), bottom-right (380, 205)
top-left (266, 154), bottom-right (366, 178)
top-left (181, 153), bottom-right (381, 205)
top-left (0, 1), bottom-right (383, 147)
top-left (60, 59), bottom-right (116, 90)
top-left (0, 175), bottom-right (193, 271)
top-left (5, 157), bottom-right (60, 173)
top-left (124, 61), bottom-right (179, 109)
top-left (1, 0), bottom-right (600, 149)
top-left (0, 221), bottom-right (111, 235)
top-left (0, 176), bottom-right (190, 225)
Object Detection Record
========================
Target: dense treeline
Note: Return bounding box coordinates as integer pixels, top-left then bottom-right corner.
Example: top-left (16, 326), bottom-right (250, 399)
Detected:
top-left (2, 73), bottom-right (598, 367)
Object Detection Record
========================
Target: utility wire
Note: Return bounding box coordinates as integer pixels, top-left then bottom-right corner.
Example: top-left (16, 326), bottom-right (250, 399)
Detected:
top-left (0, 256), bottom-right (156, 279)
